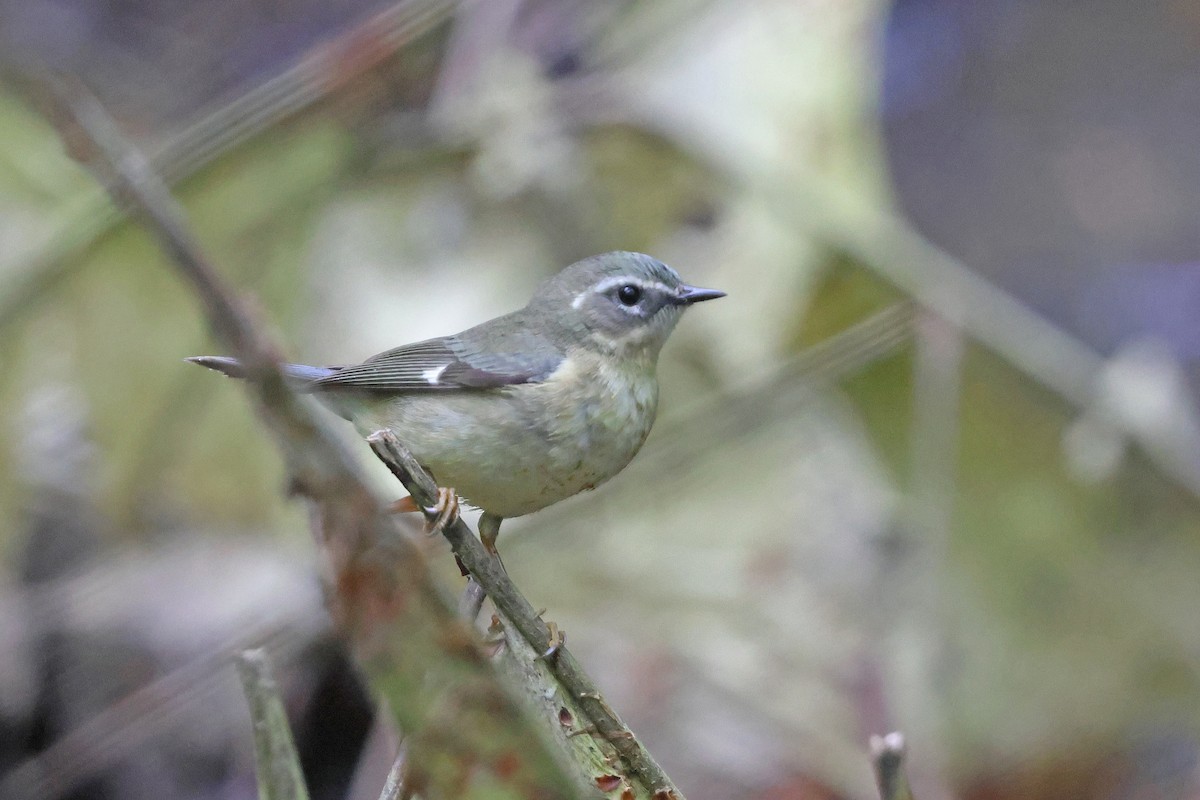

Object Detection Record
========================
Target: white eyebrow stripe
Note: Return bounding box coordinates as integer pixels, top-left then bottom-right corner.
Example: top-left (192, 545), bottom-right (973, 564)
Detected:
top-left (590, 276), bottom-right (673, 295)
top-left (421, 363), bottom-right (449, 384)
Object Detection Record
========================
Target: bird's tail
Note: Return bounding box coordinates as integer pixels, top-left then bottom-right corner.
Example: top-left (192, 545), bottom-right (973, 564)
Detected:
top-left (186, 356), bottom-right (336, 388)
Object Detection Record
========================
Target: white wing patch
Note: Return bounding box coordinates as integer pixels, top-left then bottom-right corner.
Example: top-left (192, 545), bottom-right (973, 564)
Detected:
top-left (422, 363), bottom-right (449, 385)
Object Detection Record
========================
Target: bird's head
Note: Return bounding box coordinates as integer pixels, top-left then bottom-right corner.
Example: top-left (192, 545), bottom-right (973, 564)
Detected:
top-left (529, 251), bottom-right (725, 362)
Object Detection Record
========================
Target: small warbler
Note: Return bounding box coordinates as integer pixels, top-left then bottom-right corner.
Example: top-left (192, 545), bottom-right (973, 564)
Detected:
top-left (189, 251), bottom-right (724, 551)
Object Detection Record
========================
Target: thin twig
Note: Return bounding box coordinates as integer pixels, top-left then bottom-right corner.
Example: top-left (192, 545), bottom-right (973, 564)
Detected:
top-left (368, 430), bottom-right (684, 799)
top-left (235, 649), bottom-right (312, 800)
top-left (870, 732), bottom-right (915, 800)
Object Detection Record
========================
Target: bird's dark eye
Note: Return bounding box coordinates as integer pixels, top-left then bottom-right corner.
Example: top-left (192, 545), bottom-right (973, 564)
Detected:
top-left (617, 284), bottom-right (642, 306)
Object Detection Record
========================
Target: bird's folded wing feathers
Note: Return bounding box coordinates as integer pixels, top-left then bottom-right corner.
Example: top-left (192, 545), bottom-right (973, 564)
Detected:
top-left (312, 334), bottom-right (563, 392)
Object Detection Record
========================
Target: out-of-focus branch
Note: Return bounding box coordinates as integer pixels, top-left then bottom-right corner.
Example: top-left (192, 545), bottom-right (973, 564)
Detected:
top-left (151, 0), bottom-right (457, 180)
top-left (42, 78), bottom-right (582, 800)
top-left (771, 171), bottom-right (1200, 498)
top-left (368, 430), bottom-right (685, 800)
top-left (0, 625), bottom-right (307, 800)
top-left (378, 748), bottom-right (408, 800)
top-left (235, 649), bottom-right (311, 800)
top-left (870, 733), bottom-right (915, 800)
top-left (0, 0), bottom-right (458, 332)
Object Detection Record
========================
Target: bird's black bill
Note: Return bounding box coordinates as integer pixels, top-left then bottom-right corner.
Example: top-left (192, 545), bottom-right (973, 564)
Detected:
top-left (676, 284), bottom-right (726, 304)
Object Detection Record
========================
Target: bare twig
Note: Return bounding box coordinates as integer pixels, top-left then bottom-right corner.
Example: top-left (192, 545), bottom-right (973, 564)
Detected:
top-left (368, 430), bottom-right (684, 799)
top-left (870, 733), bottom-right (915, 800)
top-left (42, 79), bottom-right (582, 800)
top-left (235, 649), bottom-right (311, 800)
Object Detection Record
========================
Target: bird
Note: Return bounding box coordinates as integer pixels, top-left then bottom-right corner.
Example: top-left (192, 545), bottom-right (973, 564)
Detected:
top-left (189, 251), bottom-right (724, 554)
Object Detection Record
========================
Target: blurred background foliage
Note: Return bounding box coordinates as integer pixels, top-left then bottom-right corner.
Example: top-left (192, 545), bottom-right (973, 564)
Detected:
top-left (3, 1), bottom-right (1200, 799)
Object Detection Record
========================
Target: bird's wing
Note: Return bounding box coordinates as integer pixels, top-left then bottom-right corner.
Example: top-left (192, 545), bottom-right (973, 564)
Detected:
top-left (312, 329), bottom-right (563, 393)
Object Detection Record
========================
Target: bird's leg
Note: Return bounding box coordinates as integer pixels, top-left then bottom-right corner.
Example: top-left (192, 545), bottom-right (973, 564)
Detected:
top-left (459, 513), bottom-right (504, 625)
top-left (478, 512), bottom-right (504, 558)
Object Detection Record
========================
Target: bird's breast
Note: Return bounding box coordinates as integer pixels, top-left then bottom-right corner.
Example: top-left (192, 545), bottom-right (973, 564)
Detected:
top-left (358, 350), bottom-right (659, 519)
top-left (541, 350), bottom-right (659, 476)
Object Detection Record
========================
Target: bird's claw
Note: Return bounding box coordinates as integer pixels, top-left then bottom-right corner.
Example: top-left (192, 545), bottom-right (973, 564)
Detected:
top-left (422, 487), bottom-right (459, 536)
top-left (537, 620), bottom-right (565, 660)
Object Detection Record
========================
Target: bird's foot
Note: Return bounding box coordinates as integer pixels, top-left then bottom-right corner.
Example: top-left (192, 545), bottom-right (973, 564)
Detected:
top-left (422, 487), bottom-right (460, 536)
top-left (386, 489), bottom-right (460, 536)
top-left (532, 608), bottom-right (564, 659)
top-left (536, 619), bottom-right (565, 660)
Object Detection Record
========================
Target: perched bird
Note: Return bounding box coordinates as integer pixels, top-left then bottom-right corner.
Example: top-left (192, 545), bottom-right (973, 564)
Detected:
top-left (189, 251), bottom-right (724, 552)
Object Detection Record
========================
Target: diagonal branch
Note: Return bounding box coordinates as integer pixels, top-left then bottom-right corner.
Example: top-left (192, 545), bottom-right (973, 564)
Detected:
top-left (235, 649), bottom-right (311, 800)
top-left (40, 76), bottom-right (583, 800)
top-left (368, 430), bottom-right (684, 800)
top-left (0, 0), bottom-right (458, 332)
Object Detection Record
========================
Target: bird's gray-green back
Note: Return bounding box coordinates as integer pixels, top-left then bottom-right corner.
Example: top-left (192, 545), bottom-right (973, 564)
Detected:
top-left (311, 310), bottom-right (565, 393)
